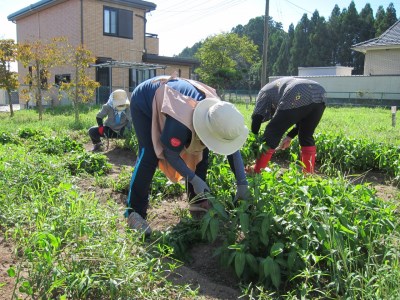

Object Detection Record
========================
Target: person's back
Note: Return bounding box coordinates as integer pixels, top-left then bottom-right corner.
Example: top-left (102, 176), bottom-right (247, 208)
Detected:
top-left (131, 76), bottom-right (205, 118)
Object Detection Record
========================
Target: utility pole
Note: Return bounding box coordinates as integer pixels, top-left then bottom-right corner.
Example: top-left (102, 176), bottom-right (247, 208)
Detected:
top-left (261, 0), bottom-right (269, 88)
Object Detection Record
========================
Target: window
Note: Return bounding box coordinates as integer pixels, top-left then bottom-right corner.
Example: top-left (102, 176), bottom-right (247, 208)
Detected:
top-left (103, 6), bottom-right (133, 39)
top-left (55, 74), bottom-right (71, 86)
top-left (129, 68), bottom-right (156, 92)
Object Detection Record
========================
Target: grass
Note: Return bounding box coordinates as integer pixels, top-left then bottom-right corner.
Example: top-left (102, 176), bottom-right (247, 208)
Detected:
top-left (235, 103), bottom-right (400, 145)
top-left (1, 104), bottom-right (400, 299)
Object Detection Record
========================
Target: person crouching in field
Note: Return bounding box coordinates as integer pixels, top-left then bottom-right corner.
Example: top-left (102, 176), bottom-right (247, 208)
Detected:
top-left (126, 75), bottom-right (250, 236)
top-left (88, 89), bottom-right (132, 152)
top-left (248, 76), bottom-right (326, 174)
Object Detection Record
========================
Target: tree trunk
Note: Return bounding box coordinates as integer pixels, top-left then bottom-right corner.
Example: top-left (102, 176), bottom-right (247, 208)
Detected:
top-left (6, 88), bottom-right (14, 117)
top-left (36, 63), bottom-right (43, 120)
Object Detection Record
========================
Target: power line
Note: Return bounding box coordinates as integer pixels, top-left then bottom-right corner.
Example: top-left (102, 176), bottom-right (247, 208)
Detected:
top-left (148, 0), bottom-right (250, 35)
top-left (283, 0), bottom-right (313, 14)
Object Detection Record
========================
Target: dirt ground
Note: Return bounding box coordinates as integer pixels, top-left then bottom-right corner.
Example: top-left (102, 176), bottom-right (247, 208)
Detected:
top-left (1, 143), bottom-right (399, 299)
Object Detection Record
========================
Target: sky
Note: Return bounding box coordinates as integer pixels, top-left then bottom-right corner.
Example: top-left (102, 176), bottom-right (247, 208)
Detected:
top-left (0, 0), bottom-right (397, 58)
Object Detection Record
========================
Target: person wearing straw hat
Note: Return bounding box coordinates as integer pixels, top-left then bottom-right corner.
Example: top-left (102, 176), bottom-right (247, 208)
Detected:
top-left (248, 77), bottom-right (326, 174)
top-left (88, 89), bottom-right (132, 152)
top-left (126, 75), bottom-right (250, 236)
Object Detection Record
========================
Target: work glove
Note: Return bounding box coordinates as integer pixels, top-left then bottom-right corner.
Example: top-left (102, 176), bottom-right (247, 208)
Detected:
top-left (277, 136), bottom-right (292, 150)
top-left (98, 125), bottom-right (104, 136)
top-left (234, 184), bottom-right (251, 202)
top-left (189, 175), bottom-right (210, 195)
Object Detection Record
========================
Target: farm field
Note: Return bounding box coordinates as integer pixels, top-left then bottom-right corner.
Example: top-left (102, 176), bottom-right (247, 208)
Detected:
top-left (0, 104), bottom-right (399, 299)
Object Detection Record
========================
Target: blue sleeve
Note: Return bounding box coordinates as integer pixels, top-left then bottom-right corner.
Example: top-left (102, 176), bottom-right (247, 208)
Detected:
top-left (228, 150), bottom-right (248, 185)
top-left (163, 148), bottom-right (196, 180)
top-left (160, 115), bottom-right (195, 180)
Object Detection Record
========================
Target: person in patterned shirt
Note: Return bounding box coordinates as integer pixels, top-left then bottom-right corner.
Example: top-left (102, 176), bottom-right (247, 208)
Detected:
top-left (248, 76), bottom-right (326, 174)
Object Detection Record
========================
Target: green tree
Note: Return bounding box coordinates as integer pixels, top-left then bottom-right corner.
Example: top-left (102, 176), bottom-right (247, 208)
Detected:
top-left (338, 2), bottom-right (360, 72)
top-left (289, 14), bottom-right (311, 75)
top-left (375, 3), bottom-right (397, 36)
top-left (178, 41), bottom-right (203, 59)
top-left (18, 37), bottom-right (68, 120)
top-left (374, 6), bottom-right (387, 37)
top-left (383, 3), bottom-right (398, 30)
top-left (0, 39), bottom-right (19, 117)
top-left (327, 5), bottom-right (342, 65)
top-left (306, 11), bottom-right (331, 67)
top-left (359, 3), bottom-right (375, 42)
top-left (59, 45), bottom-right (100, 124)
top-left (356, 3), bottom-right (376, 74)
top-left (195, 33), bottom-right (258, 96)
top-left (273, 24), bottom-right (294, 75)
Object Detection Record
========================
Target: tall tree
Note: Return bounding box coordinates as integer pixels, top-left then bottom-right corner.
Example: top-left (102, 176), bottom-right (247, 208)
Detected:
top-left (356, 3), bottom-right (376, 74)
top-left (59, 45), bottom-right (100, 124)
top-left (273, 23), bottom-right (294, 75)
top-left (384, 3), bottom-right (398, 30)
top-left (0, 39), bottom-right (19, 117)
top-left (195, 33), bottom-right (258, 96)
top-left (338, 2), bottom-right (360, 71)
top-left (327, 5), bottom-right (342, 65)
top-left (267, 25), bottom-right (287, 76)
top-left (374, 6), bottom-right (387, 36)
top-left (18, 37), bottom-right (68, 120)
top-left (359, 3), bottom-right (375, 42)
top-left (289, 14), bottom-right (311, 75)
top-left (178, 41), bottom-right (203, 59)
top-left (306, 11), bottom-right (331, 67)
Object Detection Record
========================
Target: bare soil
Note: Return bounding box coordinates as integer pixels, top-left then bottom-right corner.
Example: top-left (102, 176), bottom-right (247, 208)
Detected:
top-left (1, 143), bottom-right (399, 299)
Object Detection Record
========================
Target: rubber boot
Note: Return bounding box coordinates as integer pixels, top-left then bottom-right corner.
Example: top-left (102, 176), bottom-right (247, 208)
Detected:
top-left (254, 148), bottom-right (275, 173)
top-left (301, 146), bottom-right (316, 174)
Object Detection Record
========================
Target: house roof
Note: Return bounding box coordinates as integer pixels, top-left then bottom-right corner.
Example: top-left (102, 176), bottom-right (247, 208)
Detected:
top-left (90, 59), bottom-right (166, 70)
top-left (143, 53), bottom-right (200, 68)
top-left (8, 0), bottom-right (156, 21)
top-left (352, 20), bottom-right (400, 53)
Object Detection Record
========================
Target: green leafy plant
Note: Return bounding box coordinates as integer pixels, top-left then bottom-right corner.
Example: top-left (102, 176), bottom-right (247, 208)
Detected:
top-left (66, 152), bottom-right (111, 175)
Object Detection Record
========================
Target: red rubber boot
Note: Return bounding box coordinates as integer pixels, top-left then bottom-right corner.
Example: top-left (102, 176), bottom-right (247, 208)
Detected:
top-left (301, 146), bottom-right (317, 174)
top-left (254, 148), bottom-right (275, 173)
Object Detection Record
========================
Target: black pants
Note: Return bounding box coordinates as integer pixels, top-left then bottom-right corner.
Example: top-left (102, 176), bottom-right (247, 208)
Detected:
top-left (88, 126), bottom-right (125, 144)
top-left (263, 103), bottom-right (325, 149)
top-left (126, 103), bottom-right (208, 219)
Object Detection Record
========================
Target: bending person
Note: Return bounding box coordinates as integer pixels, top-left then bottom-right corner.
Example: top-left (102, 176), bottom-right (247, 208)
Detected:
top-left (249, 77), bottom-right (326, 173)
top-left (126, 75), bottom-right (250, 236)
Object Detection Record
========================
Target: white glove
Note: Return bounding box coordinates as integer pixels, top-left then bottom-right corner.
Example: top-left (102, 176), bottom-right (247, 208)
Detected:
top-left (278, 136), bottom-right (292, 150)
top-left (189, 175), bottom-right (210, 195)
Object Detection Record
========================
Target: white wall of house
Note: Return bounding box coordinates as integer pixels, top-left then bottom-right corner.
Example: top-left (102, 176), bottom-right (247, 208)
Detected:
top-left (364, 48), bottom-right (400, 75)
top-left (270, 75), bottom-right (400, 104)
top-left (298, 66), bottom-right (354, 76)
top-left (0, 90), bottom-right (8, 105)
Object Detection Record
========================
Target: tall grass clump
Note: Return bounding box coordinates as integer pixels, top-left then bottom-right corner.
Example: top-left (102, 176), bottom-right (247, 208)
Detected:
top-left (0, 130), bottom-right (197, 299)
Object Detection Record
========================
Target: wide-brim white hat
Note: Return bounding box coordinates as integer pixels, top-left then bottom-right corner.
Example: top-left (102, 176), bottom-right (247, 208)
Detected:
top-left (112, 89), bottom-right (130, 108)
top-left (193, 98), bottom-right (248, 155)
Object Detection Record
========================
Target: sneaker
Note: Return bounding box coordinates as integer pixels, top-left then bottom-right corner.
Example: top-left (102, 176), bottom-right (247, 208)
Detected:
top-left (127, 212), bottom-right (152, 236)
top-left (92, 142), bottom-right (103, 152)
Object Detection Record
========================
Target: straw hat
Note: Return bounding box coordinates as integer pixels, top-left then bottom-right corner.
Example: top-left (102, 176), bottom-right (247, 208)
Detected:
top-left (111, 89), bottom-right (130, 109)
top-left (193, 98), bottom-right (248, 155)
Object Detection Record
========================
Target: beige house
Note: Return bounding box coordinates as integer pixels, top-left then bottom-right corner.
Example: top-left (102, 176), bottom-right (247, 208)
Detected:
top-left (352, 20), bottom-right (400, 76)
top-left (272, 21), bottom-right (400, 107)
top-left (7, 0), bottom-right (199, 104)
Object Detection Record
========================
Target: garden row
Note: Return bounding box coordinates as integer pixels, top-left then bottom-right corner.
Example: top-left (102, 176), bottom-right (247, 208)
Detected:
top-left (1, 127), bottom-right (399, 299)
